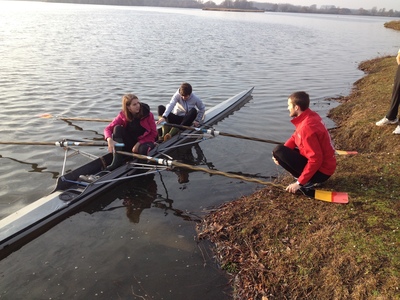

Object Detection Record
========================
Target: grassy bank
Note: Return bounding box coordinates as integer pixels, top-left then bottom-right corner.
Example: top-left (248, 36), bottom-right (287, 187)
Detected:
top-left (197, 56), bottom-right (400, 298)
top-left (384, 20), bottom-right (400, 31)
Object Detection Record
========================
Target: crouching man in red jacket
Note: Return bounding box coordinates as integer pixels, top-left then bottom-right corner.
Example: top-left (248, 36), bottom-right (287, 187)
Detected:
top-left (272, 91), bottom-right (336, 194)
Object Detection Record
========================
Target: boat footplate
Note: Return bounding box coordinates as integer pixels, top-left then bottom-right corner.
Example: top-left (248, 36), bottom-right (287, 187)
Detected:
top-left (78, 174), bottom-right (100, 183)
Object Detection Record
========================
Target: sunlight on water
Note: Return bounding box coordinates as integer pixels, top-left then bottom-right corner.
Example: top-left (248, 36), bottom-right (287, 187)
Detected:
top-left (0, 2), bottom-right (399, 298)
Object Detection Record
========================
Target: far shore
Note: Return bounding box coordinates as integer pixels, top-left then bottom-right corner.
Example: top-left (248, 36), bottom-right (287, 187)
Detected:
top-left (202, 7), bottom-right (264, 13)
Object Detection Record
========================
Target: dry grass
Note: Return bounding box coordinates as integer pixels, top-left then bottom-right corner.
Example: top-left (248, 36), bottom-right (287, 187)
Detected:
top-left (384, 20), bottom-right (400, 31)
top-left (197, 56), bottom-right (400, 299)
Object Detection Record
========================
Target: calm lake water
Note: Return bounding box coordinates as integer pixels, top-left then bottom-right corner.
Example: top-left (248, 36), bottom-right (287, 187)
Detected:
top-left (0, 1), bottom-right (399, 298)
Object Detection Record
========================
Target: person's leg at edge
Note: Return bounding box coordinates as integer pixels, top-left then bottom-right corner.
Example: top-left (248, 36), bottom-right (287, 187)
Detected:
top-left (386, 64), bottom-right (400, 121)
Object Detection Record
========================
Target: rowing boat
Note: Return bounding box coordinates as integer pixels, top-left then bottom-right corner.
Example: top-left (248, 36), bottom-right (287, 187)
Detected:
top-left (0, 87), bottom-right (254, 256)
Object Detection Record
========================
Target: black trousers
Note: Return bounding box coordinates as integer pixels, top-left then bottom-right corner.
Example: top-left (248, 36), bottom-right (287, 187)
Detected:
top-left (164, 107), bottom-right (198, 126)
top-left (386, 64), bottom-right (400, 120)
top-left (272, 144), bottom-right (330, 184)
top-left (113, 125), bottom-right (154, 155)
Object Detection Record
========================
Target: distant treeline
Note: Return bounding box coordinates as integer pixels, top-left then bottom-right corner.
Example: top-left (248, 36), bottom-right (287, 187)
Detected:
top-left (254, 2), bottom-right (400, 17)
top-left (38, 0), bottom-right (400, 17)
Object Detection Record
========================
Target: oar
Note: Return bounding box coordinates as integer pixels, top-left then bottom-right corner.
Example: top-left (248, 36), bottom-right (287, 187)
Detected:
top-left (162, 122), bottom-right (282, 144)
top-left (161, 122), bottom-right (358, 156)
top-left (0, 141), bottom-right (124, 147)
top-left (334, 150), bottom-right (358, 155)
top-left (40, 114), bottom-right (112, 123)
top-left (118, 151), bottom-right (348, 204)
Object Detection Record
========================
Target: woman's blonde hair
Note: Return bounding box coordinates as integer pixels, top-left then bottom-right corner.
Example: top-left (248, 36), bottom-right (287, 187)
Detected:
top-left (121, 94), bottom-right (141, 121)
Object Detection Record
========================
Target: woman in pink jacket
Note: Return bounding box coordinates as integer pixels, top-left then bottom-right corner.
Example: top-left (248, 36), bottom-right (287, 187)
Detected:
top-left (104, 94), bottom-right (157, 170)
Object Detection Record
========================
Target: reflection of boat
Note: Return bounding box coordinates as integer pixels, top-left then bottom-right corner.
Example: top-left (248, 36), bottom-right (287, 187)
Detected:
top-left (167, 142), bottom-right (211, 184)
top-left (86, 172), bottom-right (203, 225)
top-left (0, 87), bottom-right (254, 256)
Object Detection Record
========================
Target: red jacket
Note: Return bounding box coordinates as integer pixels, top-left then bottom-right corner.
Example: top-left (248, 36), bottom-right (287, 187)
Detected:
top-left (104, 103), bottom-right (157, 145)
top-left (285, 108), bottom-right (336, 185)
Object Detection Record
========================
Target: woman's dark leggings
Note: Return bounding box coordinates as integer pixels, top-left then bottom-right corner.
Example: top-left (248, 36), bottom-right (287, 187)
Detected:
top-left (113, 125), bottom-right (154, 155)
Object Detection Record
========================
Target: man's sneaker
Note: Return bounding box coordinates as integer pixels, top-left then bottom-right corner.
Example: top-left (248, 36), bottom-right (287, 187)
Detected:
top-left (376, 117), bottom-right (398, 126)
top-left (302, 182), bottom-right (322, 189)
top-left (393, 125), bottom-right (400, 134)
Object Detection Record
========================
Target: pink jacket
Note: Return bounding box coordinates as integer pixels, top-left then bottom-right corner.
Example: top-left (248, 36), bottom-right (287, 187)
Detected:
top-left (104, 104), bottom-right (157, 145)
top-left (285, 108), bottom-right (336, 185)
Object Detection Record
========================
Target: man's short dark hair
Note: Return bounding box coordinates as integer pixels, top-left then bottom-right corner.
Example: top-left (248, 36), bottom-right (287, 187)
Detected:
top-left (180, 82), bottom-right (192, 97)
top-left (289, 91), bottom-right (310, 111)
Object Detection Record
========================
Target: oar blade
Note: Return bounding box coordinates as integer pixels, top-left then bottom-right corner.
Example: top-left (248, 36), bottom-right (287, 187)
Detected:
top-left (335, 150), bottom-right (358, 155)
top-left (39, 113), bottom-right (53, 119)
top-left (314, 189), bottom-right (349, 204)
top-left (300, 189), bottom-right (348, 204)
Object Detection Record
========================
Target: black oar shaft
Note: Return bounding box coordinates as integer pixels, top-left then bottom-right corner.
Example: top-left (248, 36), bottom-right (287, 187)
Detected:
top-left (0, 141), bottom-right (114, 147)
top-left (163, 122), bottom-right (283, 145)
top-left (217, 132), bottom-right (283, 144)
top-left (59, 117), bottom-right (112, 122)
top-left (40, 114), bottom-right (112, 122)
top-left (0, 141), bottom-right (57, 146)
top-left (118, 151), bottom-right (284, 188)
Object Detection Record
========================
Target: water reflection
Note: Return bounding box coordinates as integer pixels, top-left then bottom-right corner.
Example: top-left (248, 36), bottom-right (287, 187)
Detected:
top-left (88, 174), bottom-right (201, 224)
top-left (122, 176), bottom-right (158, 223)
top-left (59, 118), bottom-right (105, 141)
top-left (0, 154), bottom-right (59, 179)
top-left (84, 143), bottom-right (214, 225)
top-left (2, 4), bottom-right (398, 297)
top-left (121, 175), bottom-right (203, 223)
top-left (168, 142), bottom-right (213, 185)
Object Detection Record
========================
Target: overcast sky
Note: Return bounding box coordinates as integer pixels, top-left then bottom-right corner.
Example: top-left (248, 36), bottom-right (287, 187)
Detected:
top-left (213, 1), bottom-right (400, 11)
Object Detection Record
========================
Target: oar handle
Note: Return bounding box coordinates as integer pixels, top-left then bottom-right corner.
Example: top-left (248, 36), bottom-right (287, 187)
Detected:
top-left (119, 152), bottom-right (173, 166)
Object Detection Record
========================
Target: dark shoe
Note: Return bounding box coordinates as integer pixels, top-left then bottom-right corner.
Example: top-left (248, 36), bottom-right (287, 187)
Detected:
top-left (299, 182), bottom-right (322, 197)
top-left (106, 152), bottom-right (125, 171)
